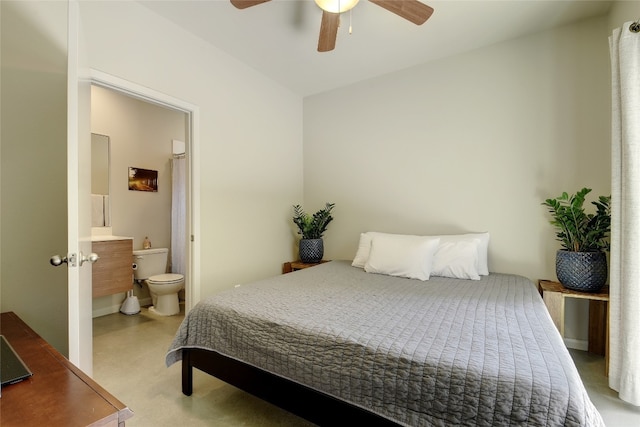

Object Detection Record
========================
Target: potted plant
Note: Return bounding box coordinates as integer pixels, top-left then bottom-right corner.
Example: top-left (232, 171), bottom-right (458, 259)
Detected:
top-left (541, 188), bottom-right (611, 292)
top-left (292, 202), bottom-right (335, 263)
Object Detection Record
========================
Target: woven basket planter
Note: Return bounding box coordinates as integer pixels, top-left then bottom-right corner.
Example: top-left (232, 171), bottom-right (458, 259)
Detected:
top-left (556, 250), bottom-right (607, 293)
top-left (299, 238), bottom-right (324, 263)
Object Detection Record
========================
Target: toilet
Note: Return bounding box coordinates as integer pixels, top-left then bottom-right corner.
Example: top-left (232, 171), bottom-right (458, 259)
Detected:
top-left (132, 248), bottom-right (184, 316)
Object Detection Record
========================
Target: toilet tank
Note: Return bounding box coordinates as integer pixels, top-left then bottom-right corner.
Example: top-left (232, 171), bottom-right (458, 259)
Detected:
top-left (132, 248), bottom-right (168, 280)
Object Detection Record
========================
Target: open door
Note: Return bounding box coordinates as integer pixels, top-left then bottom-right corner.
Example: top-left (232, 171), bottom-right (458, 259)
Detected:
top-left (1, 1), bottom-right (70, 358)
top-left (2, 2), bottom-right (119, 376)
top-left (66, 0), bottom-right (94, 374)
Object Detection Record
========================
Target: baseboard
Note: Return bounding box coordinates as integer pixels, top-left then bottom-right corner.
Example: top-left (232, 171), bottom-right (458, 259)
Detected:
top-left (92, 297), bottom-right (152, 318)
top-left (564, 338), bottom-right (588, 351)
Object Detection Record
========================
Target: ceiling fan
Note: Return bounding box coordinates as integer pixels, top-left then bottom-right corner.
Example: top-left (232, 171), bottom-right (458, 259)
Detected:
top-left (230, 0), bottom-right (434, 52)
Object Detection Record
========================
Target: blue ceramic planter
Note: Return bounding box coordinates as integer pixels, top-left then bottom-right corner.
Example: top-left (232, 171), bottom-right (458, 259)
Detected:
top-left (556, 250), bottom-right (607, 293)
top-left (299, 238), bottom-right (323, 263)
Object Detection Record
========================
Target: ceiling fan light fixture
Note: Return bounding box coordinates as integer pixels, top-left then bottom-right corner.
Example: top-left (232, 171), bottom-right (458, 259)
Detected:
top-left (315, 0), bottom-right (359, 14)
top-left (230, 0), bottom-right (434, 53)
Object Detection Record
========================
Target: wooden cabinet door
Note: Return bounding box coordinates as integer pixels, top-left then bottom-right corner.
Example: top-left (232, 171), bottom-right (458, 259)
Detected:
top-left (92, 240), bottom-right (133, 298)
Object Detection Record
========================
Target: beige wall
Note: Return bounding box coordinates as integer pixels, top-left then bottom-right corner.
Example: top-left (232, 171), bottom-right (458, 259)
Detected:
top-left (91, 85), bottom-right (187, 315)
top-left (91, 85), bottom-right (186, 251)
top-left (3, 0), bottom-right (631, 351)
top-left (80, 1), bottom-right (304, 297)
top-left (609, 1), bottom-right (640, 31)
top-left (303, 16), bottom-right (611, 344)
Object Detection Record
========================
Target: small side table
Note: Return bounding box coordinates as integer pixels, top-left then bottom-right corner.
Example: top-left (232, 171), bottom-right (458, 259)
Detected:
top-left (538, 280), bottom-right (609, 375)
top-left (282, 260), bottom-right (329, 274)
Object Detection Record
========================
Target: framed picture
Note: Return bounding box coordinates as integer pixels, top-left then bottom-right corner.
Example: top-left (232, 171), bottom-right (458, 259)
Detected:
top-left (128, 167), bottom-right (158, 192)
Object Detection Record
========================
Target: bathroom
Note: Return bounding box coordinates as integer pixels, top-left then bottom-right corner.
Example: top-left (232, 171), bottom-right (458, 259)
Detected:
top-left (91, 84), bottom-right (189, 318)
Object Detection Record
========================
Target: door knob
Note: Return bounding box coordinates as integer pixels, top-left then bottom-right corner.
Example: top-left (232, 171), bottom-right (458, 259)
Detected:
top-left (50, 253), bottom-right (77, 266)
top-left (80, 252), bottom-right (100, 266)
top-left (49, 252), bottom-right (96, 267)
top-left (50, 255), bottom-right (68, 266)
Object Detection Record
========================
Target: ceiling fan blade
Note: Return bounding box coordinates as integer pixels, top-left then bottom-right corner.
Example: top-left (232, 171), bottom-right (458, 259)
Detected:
top-left (369, 0), bottom-right (434, 25)
top-left (318, 11), bottom-right (340, 52)
top-left (230, 0), bottom-right (271, 9)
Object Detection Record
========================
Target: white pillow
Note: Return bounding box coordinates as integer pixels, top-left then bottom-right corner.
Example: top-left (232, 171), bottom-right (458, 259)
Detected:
top-left (351, 232), bottom-right (376, 268)
top-left (436, 233), bottom-right (490, 275)
top-left (352, 231), bottom-right (402, 268)
top-left (431, 239), bottom-right (481, 280)
top-left (364, 234), bottom-right (440, 281)
top-left (353, 231), bottom-right (490, 275)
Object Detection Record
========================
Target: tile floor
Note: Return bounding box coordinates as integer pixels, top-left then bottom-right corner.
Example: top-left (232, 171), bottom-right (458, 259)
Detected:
top-left (93, 307), bottom-right (640, 426)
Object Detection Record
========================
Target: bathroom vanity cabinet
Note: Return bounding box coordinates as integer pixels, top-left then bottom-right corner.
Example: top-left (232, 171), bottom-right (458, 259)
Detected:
top-left (92, 237), bottom-right (134, 298)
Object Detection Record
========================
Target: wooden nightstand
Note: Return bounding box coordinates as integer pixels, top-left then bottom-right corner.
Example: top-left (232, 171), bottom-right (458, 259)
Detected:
top-left (282, 260), bottom-right (329, 274)
top-left (538, 279), bottom-right (609, 374)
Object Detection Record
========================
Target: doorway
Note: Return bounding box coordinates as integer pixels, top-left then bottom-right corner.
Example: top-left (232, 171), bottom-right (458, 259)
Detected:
top-left (90, 85), bottom-right (187, 316)
top-left (89, 70), bottom-right (200, 321)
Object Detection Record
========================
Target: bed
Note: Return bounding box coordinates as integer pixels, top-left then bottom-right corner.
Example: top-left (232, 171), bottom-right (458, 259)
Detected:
top-left (166, 259), bottom-right (604, 426)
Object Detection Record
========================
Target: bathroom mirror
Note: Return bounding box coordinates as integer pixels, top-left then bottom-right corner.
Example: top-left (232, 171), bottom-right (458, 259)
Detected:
top-left (91, 133), bottom-right (111, 227)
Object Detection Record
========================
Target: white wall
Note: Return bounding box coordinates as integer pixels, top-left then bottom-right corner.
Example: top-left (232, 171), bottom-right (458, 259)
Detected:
top-left (303, 16), bottom-right (611, 344)
top-left (91, 85), bottom-right (187, 315)
top-left (80, 1), bottom-right (303, 297)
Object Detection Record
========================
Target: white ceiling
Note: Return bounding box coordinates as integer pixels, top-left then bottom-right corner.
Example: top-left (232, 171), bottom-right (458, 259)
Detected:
top-left (139, 0), bottom-right (612, 96)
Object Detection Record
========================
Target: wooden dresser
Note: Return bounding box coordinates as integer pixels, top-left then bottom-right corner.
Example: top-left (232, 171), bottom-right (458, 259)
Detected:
top-left (0, 311), bottom-right (133, 426)
top-left (92, 237), bottom-right (133, 298)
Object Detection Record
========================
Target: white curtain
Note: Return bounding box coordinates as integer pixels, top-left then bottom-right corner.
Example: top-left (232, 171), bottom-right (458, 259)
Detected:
top-left (609, 22), bottom-right (640, 406)
top-left (171, 156), bottom-right (186, 275)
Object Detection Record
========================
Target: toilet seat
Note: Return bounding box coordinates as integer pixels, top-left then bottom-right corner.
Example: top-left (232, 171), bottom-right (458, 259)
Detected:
top-left (146, 273), bottom-right (184, 316)
top-left (147, 273), bottom-right (184, 285)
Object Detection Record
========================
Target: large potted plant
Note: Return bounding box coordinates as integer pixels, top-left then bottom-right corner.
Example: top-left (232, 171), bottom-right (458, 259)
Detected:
top-left (542, 188), bottom-right (611, 292)
top-left (292, 202), bottom-right (335, 263)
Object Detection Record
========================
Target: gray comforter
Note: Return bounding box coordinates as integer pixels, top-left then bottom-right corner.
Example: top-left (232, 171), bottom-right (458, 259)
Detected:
top-left (166, 261), bottom-right (604, 426)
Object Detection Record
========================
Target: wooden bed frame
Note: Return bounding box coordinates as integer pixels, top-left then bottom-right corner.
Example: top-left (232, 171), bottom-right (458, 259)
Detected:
top-left (181, 347), bottom-right (399, 426)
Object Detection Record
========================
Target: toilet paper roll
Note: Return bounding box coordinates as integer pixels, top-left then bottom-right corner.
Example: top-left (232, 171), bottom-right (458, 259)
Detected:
top-left (132, 263), bottom-right (137, 270)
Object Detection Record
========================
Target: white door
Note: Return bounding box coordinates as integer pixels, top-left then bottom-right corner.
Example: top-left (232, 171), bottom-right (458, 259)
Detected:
top-left (1, 1), bottom-right (71, 357)
top-left (1, 2), bottom-right (150, 375)
top-left (67, 0), bottom-right (94, 374)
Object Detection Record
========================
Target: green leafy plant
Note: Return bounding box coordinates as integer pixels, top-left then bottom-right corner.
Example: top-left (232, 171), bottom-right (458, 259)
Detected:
top-left (292, 202), bottom-right (335, 239)
top-left (541, 188), bottom-right (611, 252)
